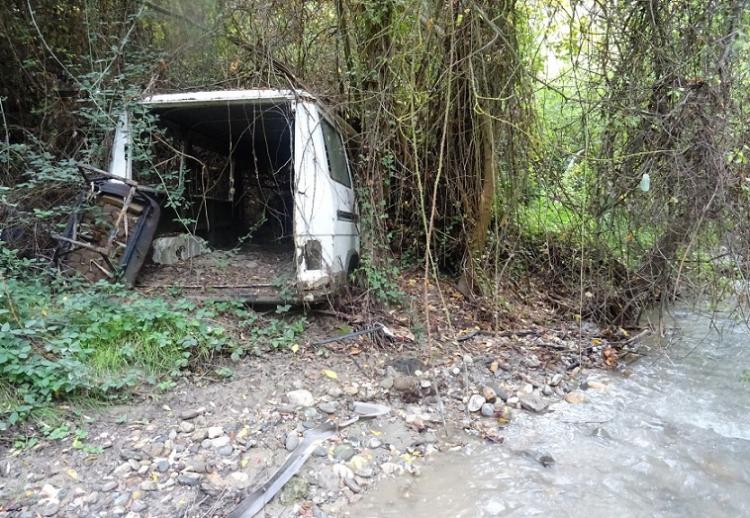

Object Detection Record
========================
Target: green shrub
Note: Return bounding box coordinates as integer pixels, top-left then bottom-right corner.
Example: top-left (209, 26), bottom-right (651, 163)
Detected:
top-left (0, 274), bottom-right (228, 430)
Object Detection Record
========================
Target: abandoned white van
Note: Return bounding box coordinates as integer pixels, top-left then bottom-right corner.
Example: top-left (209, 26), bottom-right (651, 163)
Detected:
top-left (55, 90), bottom-right (360, 303)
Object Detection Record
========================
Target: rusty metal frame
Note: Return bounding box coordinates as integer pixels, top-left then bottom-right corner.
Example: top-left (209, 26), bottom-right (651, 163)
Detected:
top-left (53, 164), bottom-right (161, 286)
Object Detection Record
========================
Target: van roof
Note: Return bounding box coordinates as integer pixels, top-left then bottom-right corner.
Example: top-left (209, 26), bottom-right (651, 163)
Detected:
top-left (142, 89), bottom-right (315, 107)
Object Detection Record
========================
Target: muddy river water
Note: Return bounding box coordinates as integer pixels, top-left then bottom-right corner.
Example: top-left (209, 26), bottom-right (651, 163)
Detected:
top-left (351, 308), bottom-right (750, 517)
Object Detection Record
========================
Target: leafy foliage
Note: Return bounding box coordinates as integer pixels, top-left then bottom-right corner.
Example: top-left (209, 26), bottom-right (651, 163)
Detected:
top-left (0, 264), bottom-right (228, 430)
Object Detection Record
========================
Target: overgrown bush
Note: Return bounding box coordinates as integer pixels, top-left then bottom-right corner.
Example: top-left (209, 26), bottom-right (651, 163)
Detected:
top-left (0, 261), bottom-right (230, 430)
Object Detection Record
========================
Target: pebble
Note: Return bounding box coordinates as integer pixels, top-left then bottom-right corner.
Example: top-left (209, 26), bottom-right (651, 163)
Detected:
top-left (584, 380), bottom-right (607, 390)
top-left (113, 463), bottom-right (131, 477)
top-left (153, 459), bottom-right (170, 473)
top-left (285, 432), bottom-right (300, 451)
top-left (524, 355), bottom-right (541, 368)
top-left (565, 391), bottom-right (585, 404)
top-left (177, 473), bottom-right (202, 486)
top-left (392, 375), bottom-right (419, 393)
top-left (494, 385), bottom-right (510, 402)
top-left (480, 403), bottom-right (496, 417)
top-left (186, 458), bottom-right (208, 473)
top-left (100, 481), bottom-right (118, 492)
top-left (315, 466), bottom-right (340, 491)
top-left (381, 462), bottom-right (405, 476)
top-left (279, 476), bottom-right (309, 504)
top-left (287, 389), bottom-right (315, 407)
top-left (217, 445), bottom-right (233, 456)
top-left (467, 394), bottom-right (486, 412)
top-left (542, 385), bottom-right (553, 396)
top-left (327, 386), bottom-right (343, 398)
top-left (130, 501), bottom-right (147, 513)
top-left (482, 386), bottom-right (497, 403)
top-left (549, 373), bottom-right (563, 386)
top-left (368, 438), bottom-right (382, 449)
top-left (332, 463), bottom-right (355, 482)
top-left (211, 436), bottom-right (230, 449)
top-left (179, 407), bottom-right (206, 420)
top-left (179, 421), bottom-right (195, 433)
top-left (318, 401), bottom-right (338, 414)
top-left (139, 480), bottom-right (157, 491)
top-left (303, 407), bottom-right (319, 420)
top-left (519, 393), bottom-right (548, 413)
top-left (207, 426), bottom-right (224, 439)
top-left (40, 502), bottom-right (59, 516)
top-left (227, 471), bottom-right (251, 490)
top-left (119, 449), bottom-right (143, 461)
top-left (313, 446), bottom-right (327, 457)
top-left (333, 444), bottom-right (356, 462)
top-left (349, 459), bottom-right (374, 478)
top-left (113, 494), bottom-right (129, 506)
top-left (380, 377), bottom-right (394, 390)
top-left (343, 477), bottom-right (361, 493)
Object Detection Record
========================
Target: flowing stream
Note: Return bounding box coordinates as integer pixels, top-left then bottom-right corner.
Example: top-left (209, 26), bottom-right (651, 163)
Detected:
top-left (350, 308), bottom-right (750, 517)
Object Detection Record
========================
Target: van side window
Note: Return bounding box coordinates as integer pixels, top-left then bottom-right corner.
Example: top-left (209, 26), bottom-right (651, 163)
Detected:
top-left (321, 119), bottom-right (351, 187)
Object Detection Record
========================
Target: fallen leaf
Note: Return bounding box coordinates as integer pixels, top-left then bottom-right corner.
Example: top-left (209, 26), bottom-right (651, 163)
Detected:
top-left (489, 361), bottom-right (499, 373)
top-left (602, 347), bottom-right (618, 367)
top-left (66, 468), bottom-right (78, 480)
top-left (291, 343), bottom-right (299, 353)
top-left (322, 369), bottom-right (338, 380)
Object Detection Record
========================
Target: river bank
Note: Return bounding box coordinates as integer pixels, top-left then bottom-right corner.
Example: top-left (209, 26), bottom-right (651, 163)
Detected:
top-left (0, 274), bottom-right (637, 517)
top-left (350, 307), bottom-right (750, 517)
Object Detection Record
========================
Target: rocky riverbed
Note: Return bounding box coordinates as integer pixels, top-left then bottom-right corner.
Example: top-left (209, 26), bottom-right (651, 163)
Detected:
top-left (0, 316), bottom-right (627, 517)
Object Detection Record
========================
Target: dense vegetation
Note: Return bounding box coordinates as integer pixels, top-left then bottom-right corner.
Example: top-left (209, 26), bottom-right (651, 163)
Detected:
top-left (1, 0), bottom-right (749, 427)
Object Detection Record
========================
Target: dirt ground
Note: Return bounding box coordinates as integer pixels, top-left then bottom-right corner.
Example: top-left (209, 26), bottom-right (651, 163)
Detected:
top-left (0, 274), bottom-right (641, 518)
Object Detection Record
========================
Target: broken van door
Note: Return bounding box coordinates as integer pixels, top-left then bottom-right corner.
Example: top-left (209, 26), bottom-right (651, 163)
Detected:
top-left (293, 102), bottom-right (359, 295)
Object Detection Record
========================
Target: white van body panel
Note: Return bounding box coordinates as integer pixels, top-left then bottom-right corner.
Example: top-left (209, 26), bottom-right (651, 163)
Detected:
top-left (293, 101), bottom-right (359, 293)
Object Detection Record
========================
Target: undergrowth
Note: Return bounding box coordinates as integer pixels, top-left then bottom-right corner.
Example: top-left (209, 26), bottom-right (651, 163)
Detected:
top-left (0, 245), bottom-right (312, 434)
top-left (0, 275), bottom-right (231, 430)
